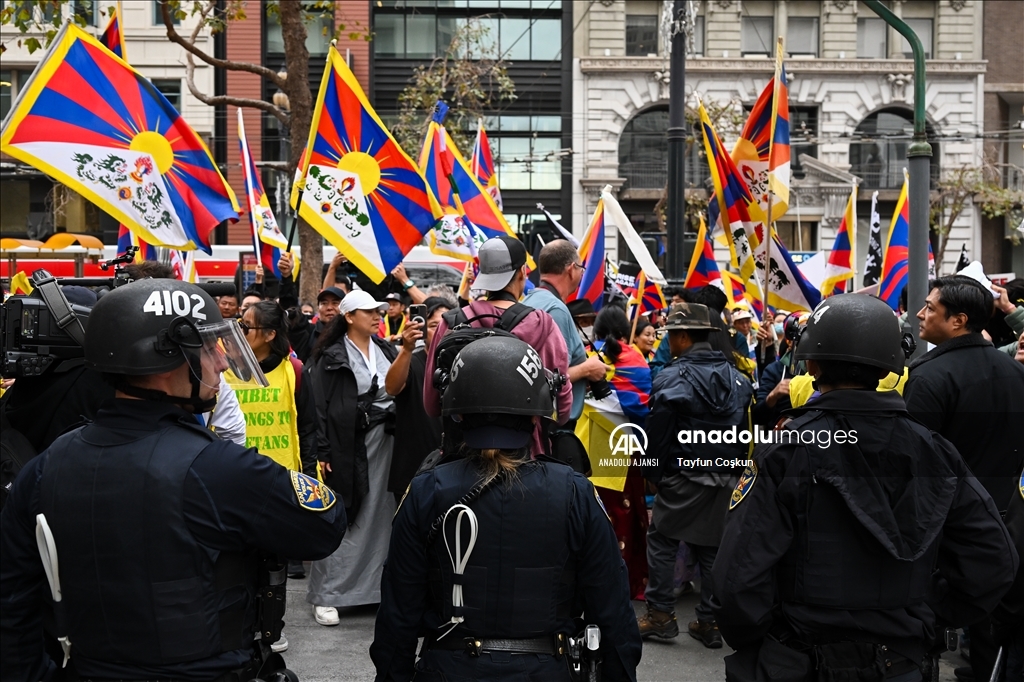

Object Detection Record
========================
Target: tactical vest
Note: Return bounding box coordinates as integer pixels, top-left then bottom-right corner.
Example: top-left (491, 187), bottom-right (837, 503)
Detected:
top-left (774, 414), bottom-right (938, 611)
top-left (39, 419), bottom-right (256, 666)
top-left (426, 461), bottom-right (578, 638)
top-left (226, 359), bottom-right (301, 471)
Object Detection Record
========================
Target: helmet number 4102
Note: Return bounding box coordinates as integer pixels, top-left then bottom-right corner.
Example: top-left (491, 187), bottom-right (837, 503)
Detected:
top-left (143, 290), bottom-right (207, 320)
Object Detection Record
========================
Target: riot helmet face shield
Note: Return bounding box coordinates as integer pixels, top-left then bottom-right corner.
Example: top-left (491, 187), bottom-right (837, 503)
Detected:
top-left (198, 319), bottom-right (266, 387)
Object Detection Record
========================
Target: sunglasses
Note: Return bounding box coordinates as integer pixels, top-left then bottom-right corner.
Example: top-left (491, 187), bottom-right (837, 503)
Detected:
top-left (237, 319), bottom-right (268, 334)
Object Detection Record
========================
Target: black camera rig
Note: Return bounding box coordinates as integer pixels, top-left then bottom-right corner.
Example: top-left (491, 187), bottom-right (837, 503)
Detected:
top-left (1, 248), bottom-right (139, 378)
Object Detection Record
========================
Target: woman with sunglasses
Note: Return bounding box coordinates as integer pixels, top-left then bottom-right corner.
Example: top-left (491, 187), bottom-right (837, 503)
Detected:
top-left (227, 301), bottom-right (318, 479)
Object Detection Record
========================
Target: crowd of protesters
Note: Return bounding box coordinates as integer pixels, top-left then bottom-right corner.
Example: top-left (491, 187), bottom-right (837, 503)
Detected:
top-left (2, 236), bottom-right (1023, 682)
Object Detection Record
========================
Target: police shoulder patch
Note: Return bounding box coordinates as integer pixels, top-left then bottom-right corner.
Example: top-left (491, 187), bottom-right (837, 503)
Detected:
top-left (290, 470), bottom-right (336, 512)
top-left (1019, 470), bottom-right (1023, 502)
top-left (729, 462), bottom-right (757, 511)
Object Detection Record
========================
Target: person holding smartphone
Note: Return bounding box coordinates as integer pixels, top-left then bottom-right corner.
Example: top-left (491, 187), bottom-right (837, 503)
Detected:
top-left (384, 298), bottom-right (451, 501)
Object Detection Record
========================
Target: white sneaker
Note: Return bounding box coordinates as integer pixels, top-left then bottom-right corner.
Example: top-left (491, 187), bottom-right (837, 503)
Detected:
top-left (313, 605), bottom-right (339, 626)
top-left (271, 634), bottom-right (288, 653)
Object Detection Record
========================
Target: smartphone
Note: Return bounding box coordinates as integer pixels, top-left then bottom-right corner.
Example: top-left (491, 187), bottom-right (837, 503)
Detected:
top-left (408, 304), bottom-right (427, 326)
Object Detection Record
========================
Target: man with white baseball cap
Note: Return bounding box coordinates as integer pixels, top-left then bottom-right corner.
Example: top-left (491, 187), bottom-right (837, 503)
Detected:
top-left (423, 235), bottom-right (574, 456)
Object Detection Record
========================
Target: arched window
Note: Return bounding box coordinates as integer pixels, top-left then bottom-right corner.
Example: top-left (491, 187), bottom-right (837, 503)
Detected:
top-left (849, 108), bottom-right (939, 190)
top-left (618, 106), bottom-right (708, 190)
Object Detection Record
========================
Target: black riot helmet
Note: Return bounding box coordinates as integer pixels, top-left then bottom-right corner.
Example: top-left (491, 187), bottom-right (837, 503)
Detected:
top-left (441, 336), bottom-right (561, 449)
top-left (85, 279), bottom-right (266, 411)
top-left (795, 294), bottom-right (905, 375)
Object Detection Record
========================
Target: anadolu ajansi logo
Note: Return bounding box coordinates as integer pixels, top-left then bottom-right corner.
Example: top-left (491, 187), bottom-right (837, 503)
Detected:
top-left (609, 423), bottom-right (648, 458)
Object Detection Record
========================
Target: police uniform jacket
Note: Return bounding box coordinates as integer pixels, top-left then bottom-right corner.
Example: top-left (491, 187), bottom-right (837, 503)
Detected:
top-left (369, 457), bottom-right (642, 682)
top-left (711, 389), bottom-right (1018, 665)
top-left (0, 399), bottom-right (347, 682)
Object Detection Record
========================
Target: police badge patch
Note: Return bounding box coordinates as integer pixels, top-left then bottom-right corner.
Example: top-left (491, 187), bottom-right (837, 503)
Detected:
top-left (290, 471), bottom-right (337, 512)
top-left (729, 462), bottom-right (757, 511)
top-left (1019, 470), bottom-right (1023, 501)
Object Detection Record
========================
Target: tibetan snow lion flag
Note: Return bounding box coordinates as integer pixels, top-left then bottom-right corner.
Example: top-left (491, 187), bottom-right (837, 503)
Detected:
top-left (298, 44), bottom-right (442, 283)
top-left (99, 2), bottom-right (126, 59)
top-left (238, 108), bottom-right (285, 277)
top-left (732, 41), bottom-right (790, 224)
top-left (420, 103), bottom-right (486, 262)
top-left (471, 118), bottom-right (502, 210)
top-left (566, 198), bottom-right (607, 311)
top-left (0, 23), bottom-right (239, 253)
top-left (879, 171), bottom-right (911, 310)
top-left (820, 185), bottom-right (858, 296)
top-left (684, 215), bottom-right (723, 290)
top-left (117, 223), bottom-right (157, 262)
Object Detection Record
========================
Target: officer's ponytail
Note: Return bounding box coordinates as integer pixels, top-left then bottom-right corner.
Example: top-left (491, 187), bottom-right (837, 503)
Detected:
top-left (475, 447), bottom-right (527, 486)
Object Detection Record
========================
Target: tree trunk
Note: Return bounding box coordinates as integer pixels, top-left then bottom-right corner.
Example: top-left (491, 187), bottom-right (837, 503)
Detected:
top-left (279, 1), bottom-right (321, 304)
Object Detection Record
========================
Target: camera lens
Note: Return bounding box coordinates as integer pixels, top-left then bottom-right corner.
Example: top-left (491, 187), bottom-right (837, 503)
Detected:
top-left (589, 378), bottom-right (613, 401)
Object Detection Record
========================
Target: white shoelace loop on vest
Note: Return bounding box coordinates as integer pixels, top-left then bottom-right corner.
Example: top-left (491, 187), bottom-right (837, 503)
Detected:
top-left (436, 504), bottom-right (478, 641)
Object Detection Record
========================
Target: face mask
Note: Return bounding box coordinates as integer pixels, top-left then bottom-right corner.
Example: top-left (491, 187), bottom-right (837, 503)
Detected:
top-left (774, 323), bottom-right (784, 336)
top-left (579, 326), bottom-right (594, 341)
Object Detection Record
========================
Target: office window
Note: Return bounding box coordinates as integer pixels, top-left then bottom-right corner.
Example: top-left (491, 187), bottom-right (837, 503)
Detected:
top-left (788, 17), bottom-right (818, 56)
top-left (375, 14), bottom-right (405, 57)
top-left (153, 0), bottom-right (180, 25)
top-left (494, 135), bottom-right (561, 191)
top-left (73, 0), bottom-right (97, 25)
top-left (692, 16), bottom-right (704, 56)
top-left (406, 13), bottom-right (437, 58)
top-left (857, 17), bottom-right (886, 58)
top-left (790, 107), bottom-right (817, 178)
top-left (500, 16), bottom-right (531, 60)
top-left (900, 18), bottom-right (932, 58)
top-left (775, 221), bottom-right (817, 252)
top-left (152, 79), bottom-right (181, 111)
top-left (268, 8), bottom-right (334, 56)
top-left (1, 69), bottom-right (13, 121)
top-left (741, 16), bottom-right (773, 56)
top-left (626, 14), bottom-right (659, 56)
top-left (530, 18), bottom-right (561, 60)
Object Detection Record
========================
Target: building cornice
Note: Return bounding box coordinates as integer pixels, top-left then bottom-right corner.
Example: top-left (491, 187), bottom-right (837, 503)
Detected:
top-left (579, 57), bottom-right (987, 76)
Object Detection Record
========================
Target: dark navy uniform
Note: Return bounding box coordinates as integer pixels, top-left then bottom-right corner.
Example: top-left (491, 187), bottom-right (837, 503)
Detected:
top-left (711, 390), bottom-right (1018, 677)
top-left (0, 399), bottom-right (347, 682)
top-left (370, 457), bottom-right (642, 682)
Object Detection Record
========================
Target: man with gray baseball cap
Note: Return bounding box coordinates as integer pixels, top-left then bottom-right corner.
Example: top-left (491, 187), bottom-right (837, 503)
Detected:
top-left (638, 302), bottom-right (754, 648)
top-left (423, 236), bottom-right (574, 456)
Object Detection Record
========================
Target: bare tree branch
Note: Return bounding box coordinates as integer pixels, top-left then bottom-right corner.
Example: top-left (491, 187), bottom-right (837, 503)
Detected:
top-left (161, 0), bottom-right (287, 91)
top-left (181, 29), bottom-right (290, 125)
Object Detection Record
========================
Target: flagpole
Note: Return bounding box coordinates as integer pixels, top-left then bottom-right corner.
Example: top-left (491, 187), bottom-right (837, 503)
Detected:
top-left (116, 0), bottom-right (126, 61)
top-left (629, 270), bottom-right (646, 344)
top-left (762, 36), bottom-right (784, 319)
top-left (238, 108), bottom-right (263, 269)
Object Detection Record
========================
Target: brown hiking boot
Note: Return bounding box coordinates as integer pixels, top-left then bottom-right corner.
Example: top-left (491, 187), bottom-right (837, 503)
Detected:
top-left (637, 608), bottom-right (679, 639)
top-left (688, 620), bottom-right (723, 649)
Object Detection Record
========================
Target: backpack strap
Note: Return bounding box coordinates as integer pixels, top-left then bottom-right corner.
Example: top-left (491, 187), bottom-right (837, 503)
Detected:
top-left (442, 307), bottom-right (469, 330)
top-left (289, 355), bottom-right (304, 396)
top-left (496, 302), bottom-right (533, 333)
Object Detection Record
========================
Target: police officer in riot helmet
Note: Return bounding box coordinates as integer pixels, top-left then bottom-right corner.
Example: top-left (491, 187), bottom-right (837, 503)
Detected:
top-left (0, 279), bottom-right (347, 682)
top-left (711, 294), bottom-right (1018, 682)
top-left (371, 336), bottom-right (642, 681)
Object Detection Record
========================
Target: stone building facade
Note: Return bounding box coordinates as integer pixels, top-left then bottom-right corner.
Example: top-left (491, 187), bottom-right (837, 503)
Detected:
top-left (572, 0), bottom-right (996, 282)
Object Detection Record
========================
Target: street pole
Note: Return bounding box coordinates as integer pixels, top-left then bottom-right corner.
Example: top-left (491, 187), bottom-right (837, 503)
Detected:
top-left (665, 0), bottom-right (694, 284)
top-left (863, 0), bottom-right (932, 358)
